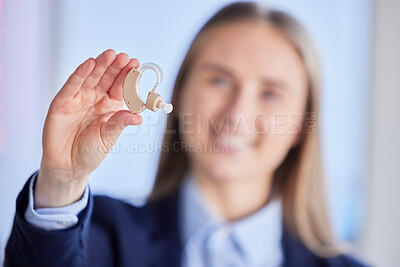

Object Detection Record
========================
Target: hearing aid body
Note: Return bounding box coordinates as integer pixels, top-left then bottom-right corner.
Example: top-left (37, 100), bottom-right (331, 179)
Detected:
top-left (123, 62), bottom-right (173, 114)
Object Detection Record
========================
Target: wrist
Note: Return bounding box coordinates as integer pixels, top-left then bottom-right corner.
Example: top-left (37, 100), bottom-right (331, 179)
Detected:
top-left (35, 167), bottom-right (89, 208)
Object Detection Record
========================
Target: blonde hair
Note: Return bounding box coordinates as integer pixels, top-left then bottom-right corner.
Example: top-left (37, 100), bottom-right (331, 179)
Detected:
top-left (149, 2), bottom-right (339, 257)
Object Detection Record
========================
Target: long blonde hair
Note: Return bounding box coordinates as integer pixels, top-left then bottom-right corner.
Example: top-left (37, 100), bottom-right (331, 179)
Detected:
top-left (149, 2), bottom-right (339, 257)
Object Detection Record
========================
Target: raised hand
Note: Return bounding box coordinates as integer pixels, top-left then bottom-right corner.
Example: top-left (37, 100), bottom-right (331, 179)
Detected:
top-left (35, 49), bottom-right (142, 208)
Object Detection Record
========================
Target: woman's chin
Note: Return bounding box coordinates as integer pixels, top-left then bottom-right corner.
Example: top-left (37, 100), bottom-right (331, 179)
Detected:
top-left (203, 160), bottom-right (246, 182)
top-left (193, 149), bottom-right (256, 182)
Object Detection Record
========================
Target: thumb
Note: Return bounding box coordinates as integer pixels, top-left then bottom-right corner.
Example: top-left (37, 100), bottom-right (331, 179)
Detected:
top-left (100, 110), bottom-right (142, 150)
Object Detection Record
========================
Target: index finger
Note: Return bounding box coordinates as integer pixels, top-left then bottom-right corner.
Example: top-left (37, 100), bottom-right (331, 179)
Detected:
top-left (57, 58), bottom-right (96, 99)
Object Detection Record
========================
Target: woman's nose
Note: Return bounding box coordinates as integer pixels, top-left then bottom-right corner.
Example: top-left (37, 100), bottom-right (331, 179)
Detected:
top-left (226, 85), bottom-right (257, 135)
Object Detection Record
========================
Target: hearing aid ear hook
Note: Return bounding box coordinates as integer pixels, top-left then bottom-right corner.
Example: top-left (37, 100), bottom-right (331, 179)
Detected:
top-left (123, 62), bottom-right (173, 114)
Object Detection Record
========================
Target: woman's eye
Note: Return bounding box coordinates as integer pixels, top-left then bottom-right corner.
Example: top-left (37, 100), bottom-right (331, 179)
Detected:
top-left (210, 77), bottom-right (232, 90)
top-left (262, 90), bottom-right (279, 101)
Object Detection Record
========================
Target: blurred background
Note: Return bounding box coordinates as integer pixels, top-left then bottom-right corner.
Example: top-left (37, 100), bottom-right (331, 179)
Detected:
top-left (0, 0), bottom-right (398, 266)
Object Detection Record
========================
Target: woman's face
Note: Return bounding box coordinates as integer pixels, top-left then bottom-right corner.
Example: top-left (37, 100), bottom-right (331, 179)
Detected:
top-left (178, 21), bottom-right (308, 181)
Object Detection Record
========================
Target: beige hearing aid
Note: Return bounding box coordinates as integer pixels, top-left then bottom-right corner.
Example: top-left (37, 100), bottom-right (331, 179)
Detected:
top-left (123, 62), bottom-right (173, 114)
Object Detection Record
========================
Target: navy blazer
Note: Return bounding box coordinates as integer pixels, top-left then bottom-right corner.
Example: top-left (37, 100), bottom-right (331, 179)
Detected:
top-left (5, 174), bottom-right (366, 267)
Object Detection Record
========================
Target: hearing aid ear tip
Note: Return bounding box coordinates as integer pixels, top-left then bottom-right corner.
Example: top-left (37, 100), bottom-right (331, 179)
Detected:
top-left (165, 104), bottom-right (173, 113)
top-left (159, 101), bottom-right (173, 113)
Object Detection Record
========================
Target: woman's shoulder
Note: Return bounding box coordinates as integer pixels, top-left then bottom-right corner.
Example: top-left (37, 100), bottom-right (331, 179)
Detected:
top-left (92, 192), bottom-right (178, 213)
top-left (86, 194), bottom-right (181, 265)
top-left (324, 254), bottom-right (369, 267)
top-left (91, 192), bottom-right (179, 229)
top-left (91, 195), bottom-right (152, 224)
top-left (282, 229), bottom-right (369, 267)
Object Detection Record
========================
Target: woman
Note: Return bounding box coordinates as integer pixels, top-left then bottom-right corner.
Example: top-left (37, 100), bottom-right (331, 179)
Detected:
top-left (5, 2), bottom-right (365, 266)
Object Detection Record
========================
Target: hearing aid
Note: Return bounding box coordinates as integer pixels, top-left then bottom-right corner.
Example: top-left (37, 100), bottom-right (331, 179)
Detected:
top-left (123, 62), bottom-right (173, 114)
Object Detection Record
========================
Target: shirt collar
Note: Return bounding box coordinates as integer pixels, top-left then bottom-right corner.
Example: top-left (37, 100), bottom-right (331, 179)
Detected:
top-left (179, 172), bottom-right (221, 247)
top-left (179, 172), bottom-right (283, 266)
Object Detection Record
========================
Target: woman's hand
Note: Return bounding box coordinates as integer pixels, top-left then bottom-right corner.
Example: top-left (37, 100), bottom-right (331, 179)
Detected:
top-left (35, 49), bottom-right (142, 208)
